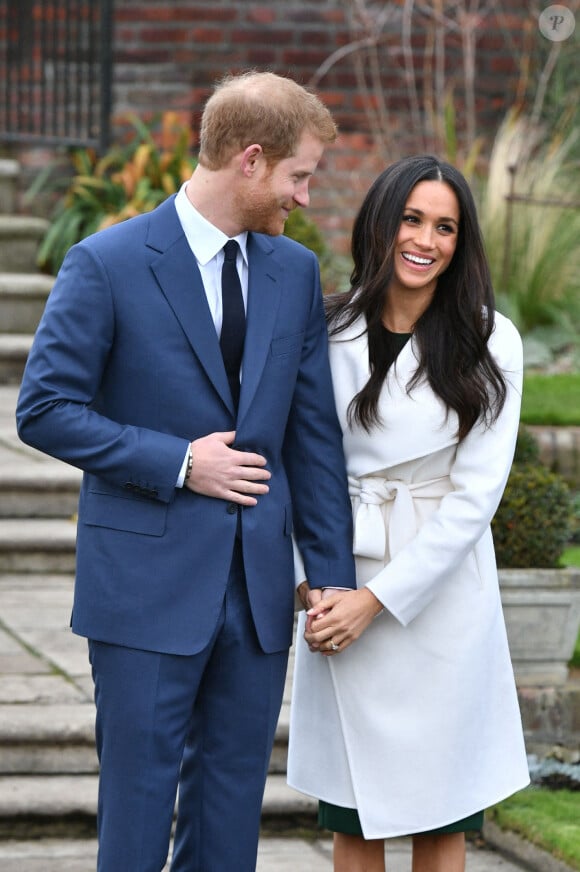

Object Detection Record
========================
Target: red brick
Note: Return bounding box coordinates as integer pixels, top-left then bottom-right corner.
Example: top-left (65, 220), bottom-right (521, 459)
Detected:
top-left (246, 8), bottom-right (277, 25)
top-left (301, 30), bottom-right (337, 47)
top-left (321, 10), bottom-right (348, 24)
top-left (245, 49), bottom-right (281, 65)
top-left (117, 6), bottom-right (237, 24)
top-left (282, 48), bottom-right (331, 66)
top-left (115, 49), bottom-right (173, 63)
top-left (233, 28), bottom-right (292, 45)
top-left (140, 28), bottom-right (190, 43)
top-left (190, 28), bottom-right (224, 43)
top-left (490, 56), bottom-right (519, 74)
top-left (319, 91), bottom-right (345, 108)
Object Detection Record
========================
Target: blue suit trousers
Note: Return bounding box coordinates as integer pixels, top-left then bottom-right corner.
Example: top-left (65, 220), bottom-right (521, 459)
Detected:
top-left (89, 542), bottom-right (289, 872)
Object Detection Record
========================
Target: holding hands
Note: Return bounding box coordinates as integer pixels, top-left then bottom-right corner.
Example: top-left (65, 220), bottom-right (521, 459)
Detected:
top-left (303, 587), bottom-right (384, 656)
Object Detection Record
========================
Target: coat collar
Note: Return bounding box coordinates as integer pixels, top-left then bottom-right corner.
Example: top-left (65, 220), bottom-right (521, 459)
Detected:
top-left (146, 197), bottom-right (283, 421)
top-left (330, 313), bottom-right (421, 376)
top-left (330, 314), bottom-right (459, 473)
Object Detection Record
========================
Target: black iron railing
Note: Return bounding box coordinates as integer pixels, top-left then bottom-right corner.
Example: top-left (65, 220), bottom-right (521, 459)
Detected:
top-left (0, 0), bottom-right (113, 152)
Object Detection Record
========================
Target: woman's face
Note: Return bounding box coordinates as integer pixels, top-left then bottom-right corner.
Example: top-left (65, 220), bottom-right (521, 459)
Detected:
top-left (391, 180), bottom-right (460, 298)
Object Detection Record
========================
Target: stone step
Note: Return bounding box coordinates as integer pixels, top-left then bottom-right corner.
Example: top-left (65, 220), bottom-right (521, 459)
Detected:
top-left (0, 695), bottom-right (289, 766)
top-left (0, 334), bottom-right (31, 384)
top-left (0, 701), bottom-right (291, 777)
top-left (0, 706), bottom-right (98, 776)
top-left (0, 519), bottom-right (76, 573)
top-left (0, 160), bottom-right (19, 214)
top-left (0, 465), bottom-right (80, 518)
top-left (0, 695), bottom-right (303, 835)
top-left (0, 215), bottom-right (49, 272)
top-left (0, 772), bottom-right (316, 837)
top-left (0, 272), bottom-right (53, 333)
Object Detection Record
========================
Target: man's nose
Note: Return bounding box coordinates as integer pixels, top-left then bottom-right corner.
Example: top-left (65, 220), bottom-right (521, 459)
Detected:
top-left (294, 181), bottom-right (310, 208)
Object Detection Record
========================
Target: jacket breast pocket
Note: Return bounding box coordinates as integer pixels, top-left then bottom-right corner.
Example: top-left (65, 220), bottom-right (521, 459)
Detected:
top-left (83, 489), bottom-right (167, 537)
top-left (270, 331), bottom-right (304, 358)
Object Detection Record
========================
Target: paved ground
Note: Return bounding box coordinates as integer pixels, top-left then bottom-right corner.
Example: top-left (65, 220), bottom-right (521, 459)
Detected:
top-left (0, 834), bottom-right (534, 872)
top-left (0, 386), bottom-right (562, 871)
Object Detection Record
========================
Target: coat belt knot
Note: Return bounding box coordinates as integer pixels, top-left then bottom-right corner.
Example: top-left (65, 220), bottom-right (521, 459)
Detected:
top-left (348, 474), bottom-right (452, 561)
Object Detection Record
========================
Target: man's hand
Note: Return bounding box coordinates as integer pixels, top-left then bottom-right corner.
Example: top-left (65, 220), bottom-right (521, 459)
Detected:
top-left (184, 431), bottom-right (270, 505)
top-left (296, 581), bottom-right (323, 612)
top-left (304, 588), bottom-right (383, 655)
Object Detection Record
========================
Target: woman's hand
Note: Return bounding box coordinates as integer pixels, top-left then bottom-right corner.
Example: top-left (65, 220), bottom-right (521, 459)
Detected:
top-left (304, 588), bottom-right (384, 655)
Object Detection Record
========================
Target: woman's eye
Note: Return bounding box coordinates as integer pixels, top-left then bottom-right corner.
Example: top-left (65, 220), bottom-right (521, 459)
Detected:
top-left (403, 214), bottom-right (419, 224)
top-left (438, 223), bottom-right (455, 234)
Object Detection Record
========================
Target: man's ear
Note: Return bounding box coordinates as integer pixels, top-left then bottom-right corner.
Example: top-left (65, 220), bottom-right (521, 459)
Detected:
top-left (240, 144), bottom-right (263, 177)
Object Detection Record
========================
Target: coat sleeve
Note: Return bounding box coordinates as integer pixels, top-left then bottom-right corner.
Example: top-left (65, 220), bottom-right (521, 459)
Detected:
top-left (366, 315), bottom-right (523, 625)
top-left (15, 241), bottom-right (188, 503)
top-left (282, 253), bottom-right (356, 592)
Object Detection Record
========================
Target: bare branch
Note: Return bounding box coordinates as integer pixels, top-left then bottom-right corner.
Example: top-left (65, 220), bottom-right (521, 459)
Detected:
top-left (530, 42), bottom-right (561, 127)
top-left (309, 37), bottom-right (381, 88)
top-left (402, 0), bottom-right (425, 148)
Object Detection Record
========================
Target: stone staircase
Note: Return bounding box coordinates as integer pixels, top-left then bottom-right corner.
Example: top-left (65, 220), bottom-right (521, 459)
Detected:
top-left (0, 160), bottom-right (53, 388)
top-left (0, 160), bottom-right (314, 837)
top-left (0, 160), bottom-right (79, 584)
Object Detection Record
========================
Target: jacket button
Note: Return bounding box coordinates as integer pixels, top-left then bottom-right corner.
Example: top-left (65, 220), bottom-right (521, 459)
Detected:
top-left (227, 502), bottom-right (237, 515)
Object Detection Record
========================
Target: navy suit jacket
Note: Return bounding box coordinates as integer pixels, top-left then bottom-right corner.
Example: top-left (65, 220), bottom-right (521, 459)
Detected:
top-left (16, 196), bottom-right (355, 655)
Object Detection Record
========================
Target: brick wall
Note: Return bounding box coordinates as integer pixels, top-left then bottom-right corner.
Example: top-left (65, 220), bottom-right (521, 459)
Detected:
top-left (109, 0), bottom-right (537, 251)
top-left (8, 0), bottom-right (547, 251)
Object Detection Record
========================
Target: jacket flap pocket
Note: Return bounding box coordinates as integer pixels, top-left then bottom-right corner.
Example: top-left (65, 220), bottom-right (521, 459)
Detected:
top-left (84, 490), bottom-right (167, 537)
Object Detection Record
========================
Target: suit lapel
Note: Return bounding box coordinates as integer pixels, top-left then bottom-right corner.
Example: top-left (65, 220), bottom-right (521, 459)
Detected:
top-left (146, 198), bottom-right (233, 413)
top-left (237, 233), bottom-right (282, 424)
top-left (145, 201), bottom-right (283, 420)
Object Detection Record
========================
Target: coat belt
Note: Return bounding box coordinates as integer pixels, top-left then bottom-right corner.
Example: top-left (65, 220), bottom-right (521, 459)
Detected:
top-left (348, 474), bottom-right (452, 561)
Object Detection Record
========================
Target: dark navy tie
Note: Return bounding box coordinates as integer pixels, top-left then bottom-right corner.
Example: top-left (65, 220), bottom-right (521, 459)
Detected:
top-left (220, 240), bottom-right (245, 410)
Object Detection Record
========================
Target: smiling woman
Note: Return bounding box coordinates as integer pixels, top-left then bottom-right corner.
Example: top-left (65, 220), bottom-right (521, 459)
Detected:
top-left (386, 179), bottom-right (460, 329)
top-left (288, 155), bottom-right (530, 872)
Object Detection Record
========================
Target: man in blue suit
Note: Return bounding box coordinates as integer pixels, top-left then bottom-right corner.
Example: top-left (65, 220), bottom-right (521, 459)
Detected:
top-left (16, 71), bottom-right (356, 871)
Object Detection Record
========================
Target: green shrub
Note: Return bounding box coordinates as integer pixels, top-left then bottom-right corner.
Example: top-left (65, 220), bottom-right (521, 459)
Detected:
top-left (283, 208), bottom-right (352, 294)
top-left (493, 463), bottom-right (572, 568)
top-left (513, 425), bottom-right (541, 465)
top-left (30, 112), bottom-right (197, 275)
top-left (283, 208), bottom-right (327, 259)
top-left (569, 491), bottom-right (580, 546)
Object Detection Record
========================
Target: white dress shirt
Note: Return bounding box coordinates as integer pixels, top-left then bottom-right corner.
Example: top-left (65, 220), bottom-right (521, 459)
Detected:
top-left (174, 183), bottom-right (248, 486)
top-left (174, 186), bottom-right (325, 590)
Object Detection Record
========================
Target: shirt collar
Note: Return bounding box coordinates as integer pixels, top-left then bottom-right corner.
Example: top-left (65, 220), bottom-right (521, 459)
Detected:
top-left (175, 183), bottom-right (248, 266)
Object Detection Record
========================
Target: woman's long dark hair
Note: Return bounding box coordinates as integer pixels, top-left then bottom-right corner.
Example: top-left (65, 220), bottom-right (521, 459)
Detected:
top-left (326, 155), bottom-right (507, 440)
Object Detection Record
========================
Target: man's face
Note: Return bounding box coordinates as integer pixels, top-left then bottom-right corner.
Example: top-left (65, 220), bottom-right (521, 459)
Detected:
top-left (236, 131), bottom-right (325, 235)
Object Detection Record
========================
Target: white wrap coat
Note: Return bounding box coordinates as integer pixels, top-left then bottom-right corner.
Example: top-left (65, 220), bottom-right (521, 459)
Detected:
top-left (287, 311), bottom-right (530, 838)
